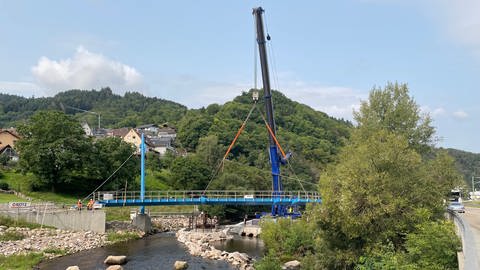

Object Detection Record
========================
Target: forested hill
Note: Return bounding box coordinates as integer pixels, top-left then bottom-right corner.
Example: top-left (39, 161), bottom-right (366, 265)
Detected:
top-left (0, 88), bottom-right (188, 128)
top-left (1, 88), bottom-right (352, 187)
top-left (445, 148), bottom-right (480, 186)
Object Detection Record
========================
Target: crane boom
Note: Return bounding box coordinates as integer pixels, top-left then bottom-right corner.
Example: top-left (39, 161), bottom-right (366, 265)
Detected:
top-left (253, 7), bottom-right (284, 216)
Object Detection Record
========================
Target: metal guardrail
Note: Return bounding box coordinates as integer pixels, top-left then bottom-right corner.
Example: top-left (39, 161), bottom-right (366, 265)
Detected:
top-left (448, 210), bottom-right (480, 270)
top-left (95, 190), bottom-right (321, 207)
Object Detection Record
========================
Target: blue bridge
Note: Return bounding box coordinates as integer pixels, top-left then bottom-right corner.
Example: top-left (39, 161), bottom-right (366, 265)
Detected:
top-left (95, 190), bottom-right (321, 207)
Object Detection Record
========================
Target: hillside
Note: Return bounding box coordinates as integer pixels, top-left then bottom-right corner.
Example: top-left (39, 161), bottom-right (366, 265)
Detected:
top-left (445, 148), bottom-right (480, 189)
top-left (0, 87), bottom-right (188, 128)
top-left (1, 88), bottom-right (352, 189)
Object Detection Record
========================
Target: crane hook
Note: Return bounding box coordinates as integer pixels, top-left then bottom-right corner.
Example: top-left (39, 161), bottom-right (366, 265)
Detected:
top-left (266, 34), bottom-right (271, 41)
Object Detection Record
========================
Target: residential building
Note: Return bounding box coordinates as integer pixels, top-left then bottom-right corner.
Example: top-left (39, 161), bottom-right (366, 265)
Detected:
top-left (0, 129), bottom-right (20, 161)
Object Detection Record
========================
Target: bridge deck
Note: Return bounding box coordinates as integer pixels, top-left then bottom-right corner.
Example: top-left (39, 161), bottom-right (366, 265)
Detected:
top-left (95, 190), bottom-right (321, 207)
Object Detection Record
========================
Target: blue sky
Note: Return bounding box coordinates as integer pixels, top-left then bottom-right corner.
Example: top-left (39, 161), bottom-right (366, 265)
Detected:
top-left (1, 1), bottom-right (480, 152)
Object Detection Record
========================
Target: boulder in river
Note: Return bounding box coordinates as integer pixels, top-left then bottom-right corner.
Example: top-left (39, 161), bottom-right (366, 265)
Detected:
top-left (104, 255), bottom-right (128, 265)
top-left (174, 260), bottom-right (189, 269)
top-left (65, 266), bottom-right (80, 270)
top-left (282, 260), bottom-right (301, 270)
top-left (106, 265), bottom-right (124, 270)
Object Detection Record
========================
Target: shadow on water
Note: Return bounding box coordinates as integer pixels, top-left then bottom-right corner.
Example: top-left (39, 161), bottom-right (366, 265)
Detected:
top-left (38, 232), bottom-right (235, 270)
top-left (213, 235), bottom-right (265, 259)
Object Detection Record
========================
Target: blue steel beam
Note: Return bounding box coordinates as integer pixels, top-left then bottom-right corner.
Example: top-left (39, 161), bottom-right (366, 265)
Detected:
top-left (98, 197), bottom-right (321, 207)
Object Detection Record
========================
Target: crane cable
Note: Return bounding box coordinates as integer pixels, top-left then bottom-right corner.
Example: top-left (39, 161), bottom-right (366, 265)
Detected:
top-left (255, 106), bottom-right (286, 159)
top-left (202, 101), bottom-right (257, 194)
top-left (255, 106), bottom-right (308, 195)
top-left (83, 151), bottom-right (136, 202)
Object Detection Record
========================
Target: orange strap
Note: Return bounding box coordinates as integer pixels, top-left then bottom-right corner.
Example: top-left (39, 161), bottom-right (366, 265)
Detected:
top-left (264, 123), bottom-right (286, 159)
top-left (222, 123), bottom-right (246, 161)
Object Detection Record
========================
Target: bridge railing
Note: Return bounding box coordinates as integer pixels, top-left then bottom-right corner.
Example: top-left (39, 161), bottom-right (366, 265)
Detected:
top-left (94, 190), bottom-right (320, 202)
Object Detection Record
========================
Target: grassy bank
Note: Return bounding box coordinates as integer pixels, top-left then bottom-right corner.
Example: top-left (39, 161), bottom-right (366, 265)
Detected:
top-left (0, 253), bottom-right (44, 270)
top-left (0, 193), bottom-right (23, 203)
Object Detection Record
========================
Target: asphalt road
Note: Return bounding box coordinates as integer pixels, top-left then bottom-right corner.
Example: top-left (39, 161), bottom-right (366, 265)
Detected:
top-left (460, 207), bottom-right (480, 269)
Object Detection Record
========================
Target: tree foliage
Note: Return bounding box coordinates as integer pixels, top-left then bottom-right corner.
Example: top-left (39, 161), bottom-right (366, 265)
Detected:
top-left (258, 82), bottom-right (461, 270)
top-left (354, 82), bottom-right (435, 154)
top-left (16, 111), bottom-right (91, 192)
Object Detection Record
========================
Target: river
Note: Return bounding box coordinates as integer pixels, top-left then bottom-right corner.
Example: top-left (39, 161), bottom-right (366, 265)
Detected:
top-left (38, 232), bottom-right (264, 270)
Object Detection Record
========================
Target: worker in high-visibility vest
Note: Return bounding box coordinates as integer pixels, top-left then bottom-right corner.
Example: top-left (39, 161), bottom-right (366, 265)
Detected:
top-left (87, 199), bottom-right (94, 210)
top-left (77, 199), bottom-right (82, 211)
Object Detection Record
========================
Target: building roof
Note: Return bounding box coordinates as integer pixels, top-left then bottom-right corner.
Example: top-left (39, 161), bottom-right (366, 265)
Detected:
top-left (109, 127), bottom-right (130, 138)
top-left (0, 144), bottom-right (13, 154)
top-left (136, 124), bottom-right (158, 129)
top-left (0, 129), bottom-right (20, 139)
top-left (157, 127), bottom-right (177, 135)
top-left (148, 137), bottom-right (172, 147)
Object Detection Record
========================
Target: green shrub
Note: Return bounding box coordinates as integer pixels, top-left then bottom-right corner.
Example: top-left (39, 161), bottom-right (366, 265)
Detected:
top-left (0, 216), bottom-right (47, 229)
top-left (0, 182), bottom-right (10, 190)
top-left (107, 231), bottom-right (141, 243)
top-left (255, 250), bottom-right (282, 270)
top-left (0, 231), bottom-right (24, 241)
top-left (0, 252), bottom-right (44, 270)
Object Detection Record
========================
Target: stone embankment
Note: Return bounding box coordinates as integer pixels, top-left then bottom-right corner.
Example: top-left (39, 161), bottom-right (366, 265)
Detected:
top-left (0, 226), bottom-right (106, 257)
top-left (0, 221), bottom-right (145, 258)
top-left (176, 228), bottom-right (255, 270)
top-left (151, 216), bottom-right (190, 231)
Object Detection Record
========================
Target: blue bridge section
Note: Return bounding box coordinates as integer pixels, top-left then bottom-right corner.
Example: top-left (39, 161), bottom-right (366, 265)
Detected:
top-left (95, 190), bottom-right (321, 207)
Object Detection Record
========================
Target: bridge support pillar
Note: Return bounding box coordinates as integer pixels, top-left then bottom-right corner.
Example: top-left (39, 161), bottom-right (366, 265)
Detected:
top-left (132, 213), bottom-right (152, 233)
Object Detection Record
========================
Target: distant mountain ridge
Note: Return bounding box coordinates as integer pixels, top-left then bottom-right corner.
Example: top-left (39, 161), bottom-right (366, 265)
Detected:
top-left (0, 87), bottom-right (187, 128)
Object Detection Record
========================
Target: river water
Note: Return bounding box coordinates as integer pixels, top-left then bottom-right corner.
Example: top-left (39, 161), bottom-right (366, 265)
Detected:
top-left (38, 232), bottom-right (264, 270)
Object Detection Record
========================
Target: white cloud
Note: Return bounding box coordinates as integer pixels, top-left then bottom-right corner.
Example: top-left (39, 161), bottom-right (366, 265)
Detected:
top-left (151, 73), bottom-right (365, 120)
top-left (0, 81), bottom-right (46, 97)
top-left (31, 46), bottom-right (143, 95)
top-left (277, 78), bottom-right (366, 120)
top-left (453, 110), bottom-right (468, 119)
top-left (420, 106), bottom-right (446, 118)
top-left (405, 0), bottom-right (480, 58)
top-left (151, 75), bottom-right (249, 108)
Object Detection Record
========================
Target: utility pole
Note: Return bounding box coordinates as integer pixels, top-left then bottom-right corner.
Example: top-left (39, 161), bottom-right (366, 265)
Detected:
top-left (61, 103), bottom-right (101, 130)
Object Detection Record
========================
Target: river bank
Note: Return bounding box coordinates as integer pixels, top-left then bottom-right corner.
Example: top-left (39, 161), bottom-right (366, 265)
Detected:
top-left (176, 228), bottom-right (256, 270)
top-left (0, 215), bottom-right (261, 269)
top-left (37, 232), bottom-right (236, 270)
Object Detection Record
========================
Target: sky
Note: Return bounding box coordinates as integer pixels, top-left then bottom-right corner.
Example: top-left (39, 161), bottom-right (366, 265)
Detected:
top-left (1, 1), bottom-right (480, 153)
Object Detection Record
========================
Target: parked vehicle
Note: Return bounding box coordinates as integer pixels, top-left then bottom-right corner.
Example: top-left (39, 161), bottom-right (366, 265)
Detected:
top-left (447, 201), bottom-right (465, 213)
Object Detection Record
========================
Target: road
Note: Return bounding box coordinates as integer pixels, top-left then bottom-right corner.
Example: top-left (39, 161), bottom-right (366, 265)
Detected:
top-left (459, 207), bottom-right (480, 269)
top-left (463, 208), bottom-right (480, 251)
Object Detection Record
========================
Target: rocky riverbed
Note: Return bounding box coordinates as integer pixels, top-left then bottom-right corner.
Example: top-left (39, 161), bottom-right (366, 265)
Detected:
top-left (176, 228), bottom-right (255, 270)
top-left (0, 221), bottom-right (144, 258)
top-left (0, 226), bottom-right (107, 257)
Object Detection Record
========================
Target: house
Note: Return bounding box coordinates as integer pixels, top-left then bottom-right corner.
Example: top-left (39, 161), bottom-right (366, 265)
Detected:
top-left (0, 129), bottom-right (20, 148)
top-left (81, 122), bottom-right (93, 136)
top-left (0, 145), bottom-right (18, 161)
top-left (0, 129), bottom-right (20, 161)
top-left (148, 137), bottom-right (174, 155)
top-left (123, 129), bottom-right (152, 153)
top-left (136, 124), bottom-right (159, 135)
top-left (157, 126), bottom-right (177, 139)
top-left (107, 127), bottom-right (130, 139)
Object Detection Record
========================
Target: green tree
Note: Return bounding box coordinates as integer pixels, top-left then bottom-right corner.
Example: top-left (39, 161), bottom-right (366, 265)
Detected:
top-left (354, 82), bottom-right (435, 154)
top-left (16, 111), bottom-right (91, 192)
top-left (169, 155), bottom-right (210, 190)
top-left (196, 135), bottom-right (225, 170)
top-left (87, 137), bottom-right (138, 191)
top-left (311, 83), bottom-right (460, 269)
top-left (404, 220), bottom-right (460, 270)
